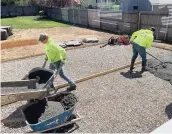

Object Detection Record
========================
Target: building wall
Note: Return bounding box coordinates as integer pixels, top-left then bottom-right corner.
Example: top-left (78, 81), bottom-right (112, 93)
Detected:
top-left (122, 0), bottom-right (152, 12)
top-left (87, 0), bottom-right (97, 7)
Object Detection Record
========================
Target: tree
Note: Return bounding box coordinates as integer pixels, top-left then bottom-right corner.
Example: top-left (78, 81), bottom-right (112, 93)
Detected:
top-left (36, 0), bottom-right (84, 8)
top-left (1, 0), bottom-right (37, 6)
top-left (1, 0), bottom-right (15, 6)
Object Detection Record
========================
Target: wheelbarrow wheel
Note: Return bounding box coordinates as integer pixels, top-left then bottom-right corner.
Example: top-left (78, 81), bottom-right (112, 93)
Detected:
top-left (28, 67), bottom-right (54, 84)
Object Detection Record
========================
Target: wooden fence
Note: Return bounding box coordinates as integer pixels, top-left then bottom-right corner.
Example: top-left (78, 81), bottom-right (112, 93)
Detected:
top-left (1, 5), bottom-right (171, 41)
top-left (1, 6), bottom-right (39, 17)
top-left (43, 7), bottom-right (172, 41)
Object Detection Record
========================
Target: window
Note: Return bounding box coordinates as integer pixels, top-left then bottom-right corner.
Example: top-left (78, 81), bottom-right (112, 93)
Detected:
top-left (133, 6), bottom-right (138, 11)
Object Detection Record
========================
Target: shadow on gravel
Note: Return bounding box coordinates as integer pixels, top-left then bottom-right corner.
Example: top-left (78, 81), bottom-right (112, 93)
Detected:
top-left (165, 103), bottom-right (172, 119)
top-left (120, 71), bottom-right (142, 79)
top-left (1, 105), bottom-right (27, 128)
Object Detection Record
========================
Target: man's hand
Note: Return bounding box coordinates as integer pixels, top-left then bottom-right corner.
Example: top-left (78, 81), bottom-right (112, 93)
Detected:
top-left (130, 41), bottom-right (133, 44)
top-left (62, 59), bottom-right (66, 64)
top-left (45, 55), bottom-right (48, 61)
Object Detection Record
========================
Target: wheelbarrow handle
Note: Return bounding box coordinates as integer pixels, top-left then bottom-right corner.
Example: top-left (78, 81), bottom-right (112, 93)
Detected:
top-left (146, 52), bottom-right (164, 64)
top-left (42, 59), bottom-right (48, 68)
top-left (43, 62), bottom-right (63, 89)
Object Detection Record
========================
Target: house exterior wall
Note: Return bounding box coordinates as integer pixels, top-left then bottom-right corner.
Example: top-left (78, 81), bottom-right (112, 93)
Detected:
top-left (87, 0), bottom-right (97, 7)
top-left (122, 0), bottom-right (152, 12)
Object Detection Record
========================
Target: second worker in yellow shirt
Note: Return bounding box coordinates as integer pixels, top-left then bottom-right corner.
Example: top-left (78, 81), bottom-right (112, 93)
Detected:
top-left (129, 27), bottom-right (155, 73)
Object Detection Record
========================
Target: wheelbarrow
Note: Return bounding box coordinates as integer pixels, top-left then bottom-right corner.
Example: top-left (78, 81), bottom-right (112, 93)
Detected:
top-left (1, 60), bottom-right (82, 132)
top-left (21, 61), bottom-right (81, 132)
top-left (1, 60), bottom-right (65, 106)
top-left (22, 92), bottom-right (81, 133)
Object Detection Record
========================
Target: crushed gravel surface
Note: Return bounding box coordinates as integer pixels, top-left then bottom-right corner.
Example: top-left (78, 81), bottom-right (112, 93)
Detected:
top-left (74, 67), bottom-right (172, 133)
top-left (1, 45), bottom-right (170, 82)
top-left (1, 101), bottom-right (31, 133)
top-left (1, 44), bottom-right (172, 133)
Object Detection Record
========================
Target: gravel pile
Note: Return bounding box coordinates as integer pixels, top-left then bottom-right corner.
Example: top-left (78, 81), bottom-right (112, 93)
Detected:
top-left (60, 93), bottom-right (78, 111)
top-left (147, 53), bottom-right (172, 85)
top-left (1, 105), bottom-right (26, 128)
top-left (1, 101), bottom-right (31, 133)
top-left (39, 101), bottom-right (64, 122)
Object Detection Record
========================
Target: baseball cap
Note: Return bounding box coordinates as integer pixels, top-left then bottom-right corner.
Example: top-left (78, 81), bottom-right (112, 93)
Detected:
top-left (38, 33), bottom-right (48, 42)
top-left (149, 27), bottom-right (156, 32)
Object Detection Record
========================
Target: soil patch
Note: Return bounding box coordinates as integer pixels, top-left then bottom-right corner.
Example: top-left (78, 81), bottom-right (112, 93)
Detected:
top-left (1, 27), bottom-right (115, 62)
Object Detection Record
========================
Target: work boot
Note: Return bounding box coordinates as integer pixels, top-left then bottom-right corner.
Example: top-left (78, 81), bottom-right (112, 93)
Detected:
top-left (129, 60), bottom-right (135, 72)
top-left (67, 84), bottom-right (76, 91)
top-left (141, 66), bottom-right (148, 73)
top-left (141, 61), bottom-right (148, 73)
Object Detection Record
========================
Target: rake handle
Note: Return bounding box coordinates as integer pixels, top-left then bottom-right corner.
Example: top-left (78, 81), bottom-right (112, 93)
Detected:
top-left (146, 52), bottom-right (165, 64)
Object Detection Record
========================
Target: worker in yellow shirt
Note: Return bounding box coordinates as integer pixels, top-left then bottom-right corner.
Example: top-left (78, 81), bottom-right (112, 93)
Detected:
top-left (130, 27), bottom-right (155, 72)
top-left (39, 33), bottom-right (76, 91)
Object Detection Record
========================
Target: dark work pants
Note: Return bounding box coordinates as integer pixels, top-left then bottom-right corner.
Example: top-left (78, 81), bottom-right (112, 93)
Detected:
top-left (132, 42), bottom-right (147, 67)
top-left (50, 60), bottom-right (75, 88)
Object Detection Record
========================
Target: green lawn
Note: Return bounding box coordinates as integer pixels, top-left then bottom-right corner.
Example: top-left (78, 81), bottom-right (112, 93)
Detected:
top-left (1, 16), bottom-right (70, 29)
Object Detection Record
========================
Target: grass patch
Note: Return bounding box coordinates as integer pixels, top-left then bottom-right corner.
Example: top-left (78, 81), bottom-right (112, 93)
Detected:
top-left (1, 16), bottom-right (70, 29)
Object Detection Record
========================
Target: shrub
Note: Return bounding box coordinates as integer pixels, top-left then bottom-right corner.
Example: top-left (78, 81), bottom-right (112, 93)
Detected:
top-left (39, 10), bottom-right (44, 16)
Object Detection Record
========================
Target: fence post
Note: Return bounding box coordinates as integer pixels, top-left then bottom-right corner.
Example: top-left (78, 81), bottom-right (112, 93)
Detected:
top-left (87, 9), bottom-right (89, 28)
top-left (138, 12), bottom-right (141, 30)
top-left (164, 15), bottom-right (170, 41)
top-left (100, 11), bottom-right (102, 30)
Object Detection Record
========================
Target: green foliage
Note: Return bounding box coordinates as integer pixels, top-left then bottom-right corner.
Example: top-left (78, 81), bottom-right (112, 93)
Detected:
top-left (39, 10), bottom-right (44, 16)
top-left (15, 0), bottom-right (30, 6)
top-left (74, 4), bottom-right (88, 9)
top-left (73, 0), bottom-right (89, 9)
top-left (1, 0), bottom-right (15, 6)
top-left (100, 4), bottom-right (120, 11)
top-left (1, 0), bottom-right (36, 6)
top-left (112, 5), bottom-right (120, 11)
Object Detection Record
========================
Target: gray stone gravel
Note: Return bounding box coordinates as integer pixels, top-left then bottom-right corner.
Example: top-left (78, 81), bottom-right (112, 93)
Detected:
top-left (74, 68), bottom-right (172, 133)
top-left (1, 101), bottom-right (31, 133)
top-left (39, 101), bottom-right (64, 122)
top-left (1, 44), bottom-right (172, 133)
top-left (1, 45), bottom-right (170, 82)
